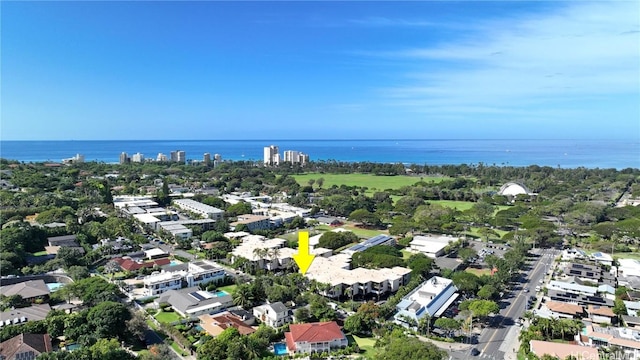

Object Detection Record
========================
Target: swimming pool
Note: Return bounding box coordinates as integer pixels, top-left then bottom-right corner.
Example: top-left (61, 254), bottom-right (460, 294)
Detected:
top-left (170, 260), bottom-right (181, 266)
top-left (66, 343), bottom-right (81, 351)
top-left (46, 283), bottom-right (64, 292)
top-left (215, 290), bottom-right (228, 297)
top-left (274, 343), bottom-right (287, 356)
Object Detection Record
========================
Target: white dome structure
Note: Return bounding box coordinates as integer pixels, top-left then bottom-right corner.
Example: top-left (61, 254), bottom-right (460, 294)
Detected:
top-left (498, 182), bottom-right (531, 196)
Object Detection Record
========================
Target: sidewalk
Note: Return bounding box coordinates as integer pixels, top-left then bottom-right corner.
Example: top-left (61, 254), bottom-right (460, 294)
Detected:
top-left (416, 335), bottom-right (472, 352)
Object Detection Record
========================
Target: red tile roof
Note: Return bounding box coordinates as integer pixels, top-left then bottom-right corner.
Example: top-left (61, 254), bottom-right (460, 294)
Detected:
top-left (285, 321), bottom-right (345, 351)
top-left (113, 257), bottom-right (170, 271)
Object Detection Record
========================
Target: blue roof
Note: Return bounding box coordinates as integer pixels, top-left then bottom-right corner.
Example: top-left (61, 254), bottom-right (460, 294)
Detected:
top-left (344, 235), bottom-right (394, 253)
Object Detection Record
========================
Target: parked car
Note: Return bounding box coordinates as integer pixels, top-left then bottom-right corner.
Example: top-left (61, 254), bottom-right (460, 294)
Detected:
top-left (471, 348), bottom-right (480, 356)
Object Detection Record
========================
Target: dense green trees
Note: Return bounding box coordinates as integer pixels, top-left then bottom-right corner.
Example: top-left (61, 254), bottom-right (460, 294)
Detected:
top-left (317, 231), bottom-right (358, 250)
top-left (351, 245), bottom-right (405, 269)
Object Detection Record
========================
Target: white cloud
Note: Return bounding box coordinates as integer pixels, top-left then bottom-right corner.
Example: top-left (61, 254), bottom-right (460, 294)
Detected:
top-left (367, 1), bottom-right (640, 123)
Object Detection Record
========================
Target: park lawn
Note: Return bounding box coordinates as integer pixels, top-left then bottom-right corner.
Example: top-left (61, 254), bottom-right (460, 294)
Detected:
top-left (429, 200), bottom-right (475, 211)
top-left (342, 225), bottom-right (388, 238)
top-left (218, 284), bottom-right (238, 295)
top-left (466, 227), bottom-right (509, 241)
top-left (154, 310), bottom-right (181, 324)
top-left (292, 173), bottom-right (446, 193)
top-left (466, 268), bottom-right (492, 277)
top-left (352, 335), bottom-right (378, 359)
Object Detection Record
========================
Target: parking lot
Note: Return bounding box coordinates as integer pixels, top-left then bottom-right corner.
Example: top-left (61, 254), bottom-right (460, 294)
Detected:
top-left (469, 240), bottom-right (510, 264)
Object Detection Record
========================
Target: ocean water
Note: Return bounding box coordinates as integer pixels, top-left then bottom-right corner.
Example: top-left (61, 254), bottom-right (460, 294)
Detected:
top-left (0, 139), bottom-right (638, 169)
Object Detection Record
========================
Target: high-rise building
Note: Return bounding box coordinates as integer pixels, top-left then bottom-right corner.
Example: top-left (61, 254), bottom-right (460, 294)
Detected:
top-left (299, 152), bottom-right (310, 165)
top-left (203, 153), bottom-right (211, 165)
top-left (132, 153), bottom-right (145, 163)
top-left (157, 153), bottom-right (168, 162)
top-left (170, 150), bottom-right (186, 163)
top-left (283, 150), bottom-right (309, 165)
top-left (284, 150), bottom-right (299, 163)
top-left (119, 152), bottom-right (129, 164)
top-left (263, 145), bottom-right (280, 166)
top-left (213, 154), bottom-right (222, 167)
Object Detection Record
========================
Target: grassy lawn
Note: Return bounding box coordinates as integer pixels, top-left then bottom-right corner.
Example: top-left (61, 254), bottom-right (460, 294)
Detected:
top-left (154, 311), bottom-right (181, 324)
top-left (615, 252), bottom-right (640, 261)
top-left (218, 284), bottom-right (238, 295)
top-left (31, 250), bottom-right (48, 256)
top-left (352, 335), bottom-right (378, 359)
top-left (342, 225), bottom-right (388, 238)
top-left (402, 250), bottom-right (414, 260)
top-left (171, 341), bottom-right (188, 356)
top-left (466, 268), bottom-right (492, 276)
top-left (429, 200), bottom-right (476, 211)
top-left (292, 173), bottom-right (447, 193)
top-left (466, 227), bottom-right (509, 241)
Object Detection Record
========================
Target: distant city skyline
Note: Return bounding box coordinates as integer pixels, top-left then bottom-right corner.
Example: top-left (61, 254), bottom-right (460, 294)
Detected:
top-left (2, 1), bottom-right (638, 141)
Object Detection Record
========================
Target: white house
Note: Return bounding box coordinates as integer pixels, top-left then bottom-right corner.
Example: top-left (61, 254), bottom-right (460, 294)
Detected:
top-left (253, 302), bottom-right (291, 328)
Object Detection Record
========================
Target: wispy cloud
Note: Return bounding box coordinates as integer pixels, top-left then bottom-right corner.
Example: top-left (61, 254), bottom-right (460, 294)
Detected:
top-left (362, 2), bottom-right (640, 123)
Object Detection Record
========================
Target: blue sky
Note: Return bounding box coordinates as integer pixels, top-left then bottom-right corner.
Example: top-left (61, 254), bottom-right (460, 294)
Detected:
top-left (2, 1), bottom-right (639, 140)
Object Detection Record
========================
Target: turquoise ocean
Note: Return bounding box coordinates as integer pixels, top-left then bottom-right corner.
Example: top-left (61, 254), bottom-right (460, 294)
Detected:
top-left (0, 139), bottom-right (638, 169)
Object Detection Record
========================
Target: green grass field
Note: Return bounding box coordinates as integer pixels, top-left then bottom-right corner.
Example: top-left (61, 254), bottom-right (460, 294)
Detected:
top-left (218, 284), bottom-right (238, 295)
top-left (31, 250), bottom-right (48, 256)
top-left (429, 200), bottom-right (476, 211)
top-left (292, 173), bottom-right (447, 193)
top-left (352, 335), bottom-right (378, 359)
top-left (154, 311), bottom-right (181, 324)
top-left (466, 268), bottom-right (492, 277)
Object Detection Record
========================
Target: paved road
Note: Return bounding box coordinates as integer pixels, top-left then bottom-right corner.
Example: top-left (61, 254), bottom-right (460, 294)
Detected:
top-left (451, 248), bottom-right (559, 359)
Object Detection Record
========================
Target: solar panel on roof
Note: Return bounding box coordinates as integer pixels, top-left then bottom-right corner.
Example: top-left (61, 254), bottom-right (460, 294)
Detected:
top-left (190, 292), bottom-right (206, 301)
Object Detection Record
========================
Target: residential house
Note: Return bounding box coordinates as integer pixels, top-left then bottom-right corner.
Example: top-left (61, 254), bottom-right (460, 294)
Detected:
top-left (587, 305), bottom-right (617, 325)
top-left (542, 301), bottom-right (584, 319)
top-left (155, 287), bottom-right (232, 318)
top-left (0, 333), bottom-right (52, 360)
top-left (0, 304), bottom-right (52, 326)
top-left (198, 311), bottom-right (256, 337)
top-left (284, 321), bottom-right (348, 355)
top-left (547, 290), bottom-right (614, 308)
top-left (45, 235), bottom-right (84, 255)
top-left (112, 257), bottom-right (171, 272)
top-left (530, 340), bottom-right (599, 360)
top-left (253, 302), bottom-right (291, 328)
top-left (622, 315), bottom-right (640, 329)
top-left (580, 323), bottom-right (640, 360)
top-left (0, 280), bottom-right (50, 303)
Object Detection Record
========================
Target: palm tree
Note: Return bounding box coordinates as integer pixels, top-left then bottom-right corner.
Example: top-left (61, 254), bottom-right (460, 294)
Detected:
top-left (268, 248), bottom-right (281, 270)
top-left (233, 284), bottom-right (255, 309)
top-left (418, 314), bottom-right (432, 336)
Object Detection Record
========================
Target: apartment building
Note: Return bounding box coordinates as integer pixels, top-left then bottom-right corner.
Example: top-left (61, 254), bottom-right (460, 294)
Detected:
top-left (173, 199), bottom-right (225, 220)
top-left (263, 145), bottom-right (280, 166)
top-left (394, 276), bottom-right (459, 328)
